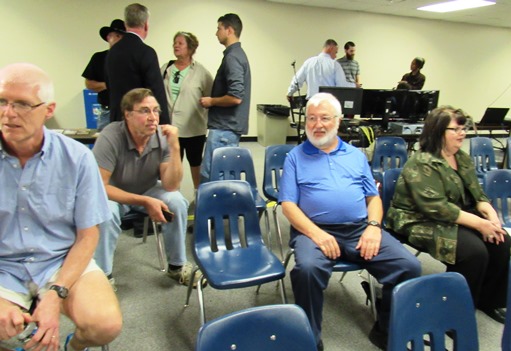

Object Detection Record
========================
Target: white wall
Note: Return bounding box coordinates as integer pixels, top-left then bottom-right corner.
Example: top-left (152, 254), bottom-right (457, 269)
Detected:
top-left (3, 0), bottom-right (511, 135)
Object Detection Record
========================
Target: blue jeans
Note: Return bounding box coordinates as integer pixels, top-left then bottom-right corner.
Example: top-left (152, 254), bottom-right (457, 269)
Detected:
top-left (95, 182), bottom-right (189, 275)
top-left (96, 107), bottom-right (110, 131)
top-left (199, 129), bottom-right (241, 183)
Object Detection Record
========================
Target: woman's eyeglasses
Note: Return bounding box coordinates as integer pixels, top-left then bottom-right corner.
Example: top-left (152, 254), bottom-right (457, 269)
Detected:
top-left (446, 126), bottom-right (469, 134)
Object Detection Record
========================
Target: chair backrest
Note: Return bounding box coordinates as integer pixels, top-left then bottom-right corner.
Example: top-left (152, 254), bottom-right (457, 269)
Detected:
top-left (210, 147), bottom-right (258, 188)
top-left (195, 304), bottom-right (317, 351)
top-left (388, 272), bottom-right (478, 351)
top-left (502, 261), bottom-right (511, 350)
top-left (263, 144), bottom-right (294, 202)
top-left (371, 136), bottom-right (408, 182)
top-left (484, 169), bottom-right (511, 227)
top-left (382, 168), bottom-right (403, 219)
top-left (470, 136), bottom-right (498, 176)
top-left (194, 180), bottom-right (263, 253)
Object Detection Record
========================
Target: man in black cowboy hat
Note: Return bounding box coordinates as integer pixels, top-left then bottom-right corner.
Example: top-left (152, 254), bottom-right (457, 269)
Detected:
top-left (105, 3), bottom-right (170, 124)
top-left (81, 19), bottom-right (125, 130)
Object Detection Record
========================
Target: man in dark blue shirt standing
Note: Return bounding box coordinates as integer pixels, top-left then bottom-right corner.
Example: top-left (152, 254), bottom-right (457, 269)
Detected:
top-left (199, 13), bottom-right (251, 183)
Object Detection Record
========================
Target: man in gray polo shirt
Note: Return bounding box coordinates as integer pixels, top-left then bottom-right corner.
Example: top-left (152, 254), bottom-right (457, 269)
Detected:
top-left (199, 13), bottom-right (251, 182)
top-left (92, 88), bottom-right (196, 287)
top-left (337, 41), bottom-right (361, 88)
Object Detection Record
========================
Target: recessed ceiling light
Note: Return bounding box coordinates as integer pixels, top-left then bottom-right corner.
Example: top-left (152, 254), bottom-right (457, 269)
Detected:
top-left (418, 0), bottom-right (495, 13)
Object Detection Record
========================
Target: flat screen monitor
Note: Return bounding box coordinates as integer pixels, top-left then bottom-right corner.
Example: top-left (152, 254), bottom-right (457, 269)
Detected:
top-left (406, 90), bottom-right (440, 121)
top-left (318, 86), bottom-right (363, 116)
top-left (360, 89), bottom-right (388, 118)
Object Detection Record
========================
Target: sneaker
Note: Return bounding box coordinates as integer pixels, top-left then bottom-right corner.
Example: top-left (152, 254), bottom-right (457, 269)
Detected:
top-left (64, 333), bottom-right (89, 351)
top-left (167, 262), bottom-right (205, 288)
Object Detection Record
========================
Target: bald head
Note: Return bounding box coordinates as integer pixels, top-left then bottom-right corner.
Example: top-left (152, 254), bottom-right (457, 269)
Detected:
top-left (0, 63), bottom-right (54, 103)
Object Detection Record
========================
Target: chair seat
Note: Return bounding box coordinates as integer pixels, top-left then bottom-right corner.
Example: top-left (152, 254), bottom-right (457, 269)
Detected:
top-left (333, 260), bottom-right (364, 272)
top-left (197, 245), bottom-right (285, 289)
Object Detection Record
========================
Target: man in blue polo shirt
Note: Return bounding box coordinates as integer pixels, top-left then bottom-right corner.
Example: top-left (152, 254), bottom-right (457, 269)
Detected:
top-left (279, 92), bottom-right (421, 351)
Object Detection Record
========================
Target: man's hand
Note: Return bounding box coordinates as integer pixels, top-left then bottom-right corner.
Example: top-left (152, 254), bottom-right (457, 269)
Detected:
top-left (313, 231), bottom-right (341, 260)
top-left (0, 299), bottom-right (29, 341)
top-left (160, 125), bottom-right (179, 148)
top-left (24, 292), bottom-right (61, 351)
top-left (356, 226), bottom-right (382, 260)
top-left (199, 97), bottom-right (213, 108)
top-left (143, 196), bottom-right (171, 223)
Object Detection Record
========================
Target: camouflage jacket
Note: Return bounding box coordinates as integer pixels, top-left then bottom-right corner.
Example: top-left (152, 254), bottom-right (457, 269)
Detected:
top-left (386, 150), bottom-right (489, 264)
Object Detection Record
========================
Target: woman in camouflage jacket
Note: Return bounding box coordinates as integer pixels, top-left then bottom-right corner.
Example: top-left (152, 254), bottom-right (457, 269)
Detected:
top-left (386, 106), bottom-right (510, 323)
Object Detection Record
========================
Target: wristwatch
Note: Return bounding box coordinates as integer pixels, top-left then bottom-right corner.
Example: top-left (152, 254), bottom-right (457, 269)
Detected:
top-left (367, 220), bottom-right (381, 228)
top-left (49, 284), bottom-right (69, 299)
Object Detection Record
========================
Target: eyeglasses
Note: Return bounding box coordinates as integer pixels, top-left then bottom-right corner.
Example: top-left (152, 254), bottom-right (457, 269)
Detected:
top-left (446, 126), bottom-right (469, 134)
top-left (306, 116), bottom-right (336, 124)
top-left (173, 70), bottom-right (180, 84)
top-left (131, 107), bottom-right (161, 117)
top-left (0, 99), bottom-right (46, 116)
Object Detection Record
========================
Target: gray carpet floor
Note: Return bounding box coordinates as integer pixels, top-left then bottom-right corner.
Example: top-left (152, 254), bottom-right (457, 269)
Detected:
top-left (60, 142), bottom-right (504, 351)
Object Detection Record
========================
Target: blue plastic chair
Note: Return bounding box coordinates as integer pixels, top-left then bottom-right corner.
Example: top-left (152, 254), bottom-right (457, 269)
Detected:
top-left (484, 169), bottom-right (511, 227)
top-left (388, 272), bottom-right (478, 351)
top-left (470, 136), bottom-right (498, 185)
top-left (195, 304), bottom-right (316, 351)
top-left (283, 248), bottom-right (377, 321)
top-left (381, 168), bottom-right (403, 223)
top-left (501, 261), bottom-right (511, 351)
top-left (371, 136), bottom-right (408, 184)
top-left (382, 168), bottom-right (425, 258)
top-left (184, 180), bottom-right (287, 325)
top-left (263, 144), bottom-right (294, 260)
top-left (209, 146), bottom-right (271, 244)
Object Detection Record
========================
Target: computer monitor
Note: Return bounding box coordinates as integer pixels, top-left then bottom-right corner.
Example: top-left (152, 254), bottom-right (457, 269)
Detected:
top-left (360, 89), bottom-right (389, 118)
top-left (407, 90), bottom-right (440, 121)
top-left (318, 86), bottom-right (363, 117)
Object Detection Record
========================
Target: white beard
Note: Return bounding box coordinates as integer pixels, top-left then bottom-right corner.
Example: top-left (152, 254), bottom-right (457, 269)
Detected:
top-left (306, 125), bottom-right (338, 149)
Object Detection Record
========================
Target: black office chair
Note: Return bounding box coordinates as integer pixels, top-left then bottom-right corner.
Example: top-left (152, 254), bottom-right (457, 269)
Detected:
top-left (289, 95), bottom-right (307, 144)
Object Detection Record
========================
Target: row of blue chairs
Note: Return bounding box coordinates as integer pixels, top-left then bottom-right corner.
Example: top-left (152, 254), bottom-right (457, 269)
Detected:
top-left (371, 136), bottom-right (511, 187)
top-left (194, 271), bottom-right (488, 350)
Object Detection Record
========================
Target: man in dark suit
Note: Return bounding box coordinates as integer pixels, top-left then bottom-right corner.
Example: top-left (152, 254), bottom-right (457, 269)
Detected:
top-left (105, 3), bottom-right (169, 124)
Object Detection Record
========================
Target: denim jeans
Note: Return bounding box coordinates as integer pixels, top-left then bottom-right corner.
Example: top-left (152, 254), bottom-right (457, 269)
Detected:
top-left (200, 129), bottom-right (241, 183)
top-left (96, 107), bottom-right (110, 131)
top-left (95, 182), bottom-right (189, 275)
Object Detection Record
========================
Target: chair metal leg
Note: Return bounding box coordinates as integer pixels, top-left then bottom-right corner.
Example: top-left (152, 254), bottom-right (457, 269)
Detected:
top-left (272, 204), bottom-right (285, 261)
top-left (278, 278), bottom-right (287, 304)
top-left (197, 275), bottom-right (207, 326)
top-left (184, 265), bottom-right (200, 306)
top-left (142, 216), bottom-right (149, 243)
top-left (338, 272), bottom-right (349, 283)
top-left (367, 273), bottom-right (377, 321)
top-left (152, 220), bottom-right (166, 272)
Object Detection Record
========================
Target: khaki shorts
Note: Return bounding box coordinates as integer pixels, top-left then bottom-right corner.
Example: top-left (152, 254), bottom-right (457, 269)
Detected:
top-left (0, 259), bottom-right (101, 310)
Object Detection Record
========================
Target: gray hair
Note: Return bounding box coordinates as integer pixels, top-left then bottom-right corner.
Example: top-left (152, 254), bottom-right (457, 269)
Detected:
top-left (125, 3), bottom-right (149, 28)
top-left (0, 63), bottom-right (54, 102)
top-left (306, 93), bottom-right (342, 117)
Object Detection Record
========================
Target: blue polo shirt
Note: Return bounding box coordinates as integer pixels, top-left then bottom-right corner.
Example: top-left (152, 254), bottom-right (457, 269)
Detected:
top-left (279, 137), bottom-right (378, 224)
top-left (0, 128), bottom-right (111, 294)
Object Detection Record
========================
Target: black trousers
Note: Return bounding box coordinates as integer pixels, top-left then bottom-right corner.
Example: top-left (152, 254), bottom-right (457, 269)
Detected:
top-left (445, 225), bottom-right (510, 309)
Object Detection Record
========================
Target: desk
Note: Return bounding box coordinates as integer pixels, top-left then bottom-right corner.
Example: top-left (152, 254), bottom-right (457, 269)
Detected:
top-left (52, 129), bottom-right (98, 144)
